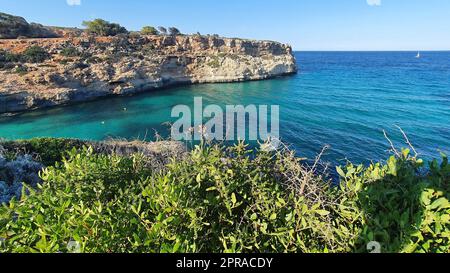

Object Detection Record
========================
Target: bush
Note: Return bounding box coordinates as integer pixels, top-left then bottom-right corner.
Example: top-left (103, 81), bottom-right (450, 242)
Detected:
top-left (60, 47), bottom-right (80, 57)
top-left (141, 26), bottom-right (158, 35)
top-left (82, 19), bottom-right (128, 36)
top-left (13, 65), bottom-right (28, 75)
top-left (0, 140), bottom-right (448, 253)
top-left (0, 147), bottom-right (151, 253)
top-left (342, 150), bottom-right (450, 253)
top-left (0, 138), bottom-right (85, 166)
top-left (0, 50), bottom-right (21, 63)
top-left (0, 47), bottom-right (49, 65)
top-left (0, 50), bottom-right (22, 70)
top-left (168, 27), bottom-right (181, 36)
top-left (22, 46), bottom-right (50, 63)
top-left (157, 26), bottom-right (167, 35)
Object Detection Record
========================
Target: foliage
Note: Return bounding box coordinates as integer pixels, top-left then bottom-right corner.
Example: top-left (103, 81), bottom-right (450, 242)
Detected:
top-left (157, 26), bottom-right (167, 35)
top-left (207, 56), bottom-right (221, 68)
top-left (1, 138), bottom-right (85, 166)
top-left (0, 139), bottom-right (448, 253)
top-left (0, 50), bottom-right (20, 63)
top-left (0, 147), bottom-right (151, 253)
top-left (60, 47), bottom-right (80, 57)
top-left (22, 46), bottom-right (50, 63)
top-left (141, 26), bottom-right (158, 35)
top-left (13, 65), bottom-right (28, 75)
top-left (338, 149), bottom-right (450, 253)
top-left (168, 27), bottom-right (181, 36)
top-left (82, 19), bottom-right (128, 36)
top-left (0, 46), bottom-right (49, 66)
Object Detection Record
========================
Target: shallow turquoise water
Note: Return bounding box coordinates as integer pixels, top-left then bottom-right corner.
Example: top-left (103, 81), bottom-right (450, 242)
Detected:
top-left (0, 52), bottom-right (449, 165)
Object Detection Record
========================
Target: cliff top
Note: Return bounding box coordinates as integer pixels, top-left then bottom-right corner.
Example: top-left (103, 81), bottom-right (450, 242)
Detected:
top-left (0, 12), bottom-right (291, 48)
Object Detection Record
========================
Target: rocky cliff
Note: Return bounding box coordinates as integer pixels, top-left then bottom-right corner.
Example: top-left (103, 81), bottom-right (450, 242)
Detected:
top-left (0, 34), bottom-right (297, 113)
top-left (0, 12), bottom-right (59, 39)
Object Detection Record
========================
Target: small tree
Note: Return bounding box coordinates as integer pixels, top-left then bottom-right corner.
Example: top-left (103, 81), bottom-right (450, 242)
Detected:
top-left (157, 26), bottom-right (167, 35)
top-left (141, 26), bottom-right (158, 35)
top-left (82, 19), bottom-right (128, 36)
top-left (168, 27), bottom-right (181, 36)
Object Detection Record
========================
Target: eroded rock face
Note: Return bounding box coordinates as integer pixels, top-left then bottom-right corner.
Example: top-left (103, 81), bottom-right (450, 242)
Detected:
top-left (0, 35), bottom-right (297, 113)
top-left (0, 12), bottom-right (58, 39)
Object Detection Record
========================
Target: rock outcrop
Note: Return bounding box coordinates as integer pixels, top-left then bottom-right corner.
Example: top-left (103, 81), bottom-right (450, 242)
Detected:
top-left (0, 33), bottom-right (297, 113)
top-left (0, 12), bottom-right (58, 39)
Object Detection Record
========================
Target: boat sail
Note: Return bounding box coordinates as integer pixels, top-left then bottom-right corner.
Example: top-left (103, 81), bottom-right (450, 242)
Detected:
top-left (416, 52), bottom-right (421, 58)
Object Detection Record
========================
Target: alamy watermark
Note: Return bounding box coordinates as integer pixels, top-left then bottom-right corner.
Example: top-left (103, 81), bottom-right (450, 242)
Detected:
top-left (367, 241), bottom-right (382, 253)
top-left (171, 97), bottom-right (280, 149)
top-left (67, 240), bottom-right (81, 253)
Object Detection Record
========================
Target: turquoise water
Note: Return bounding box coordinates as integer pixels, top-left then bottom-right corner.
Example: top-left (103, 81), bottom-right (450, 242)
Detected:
top-left (0, 52), bottom-right (449, 165)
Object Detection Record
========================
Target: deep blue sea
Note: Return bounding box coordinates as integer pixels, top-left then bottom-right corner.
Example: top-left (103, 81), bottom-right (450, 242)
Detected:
top-left (1, 52), bottom-right (449, 166)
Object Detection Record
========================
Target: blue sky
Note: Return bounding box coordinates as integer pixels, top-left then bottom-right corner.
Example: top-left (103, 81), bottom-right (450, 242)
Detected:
top-left (1, 0), bottom-right (449, 50)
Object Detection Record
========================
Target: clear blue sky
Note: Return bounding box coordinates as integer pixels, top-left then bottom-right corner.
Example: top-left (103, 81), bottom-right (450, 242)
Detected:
top-left (1, 0), bottom-right (449, 50)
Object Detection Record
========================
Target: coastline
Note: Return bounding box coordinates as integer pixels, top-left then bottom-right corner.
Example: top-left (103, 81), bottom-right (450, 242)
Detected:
top-left (0, 35), bottom-right (297, 114)
top-left (0, 70), bottom-right (297, 116)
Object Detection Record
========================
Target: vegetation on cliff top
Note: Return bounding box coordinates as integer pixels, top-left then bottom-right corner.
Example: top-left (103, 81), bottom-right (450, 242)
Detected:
top-left (82, 19), bottom-right (128, 37)
top-left (0, 138), bottom-right (448, 253)
top-left (1, 11), bottom-right (187, 40)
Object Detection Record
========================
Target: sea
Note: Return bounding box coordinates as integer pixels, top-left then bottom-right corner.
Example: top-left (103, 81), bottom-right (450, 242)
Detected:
top-left (1, 51), bottom-right (449, 166)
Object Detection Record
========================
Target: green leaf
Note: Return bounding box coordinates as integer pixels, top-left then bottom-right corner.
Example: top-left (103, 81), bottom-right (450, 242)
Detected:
top-left (430, 198), bottom-right (450, 210)
top-left (196, 173), bottom-right (202, 183)
top-left (231, 193), bottom-right (237, 205)
top-left (336, 167), bottom-right (346, 178)
top-left (173, 241), bottom-right (181, 253)
top-left (402, 148), bottom-right (410, 158)
top-left (270, 213), bottom-right (277, 221)
top-left (35, 214), bottom-right (44, 225)
top-left (315, 210), bottom-right (330, 216)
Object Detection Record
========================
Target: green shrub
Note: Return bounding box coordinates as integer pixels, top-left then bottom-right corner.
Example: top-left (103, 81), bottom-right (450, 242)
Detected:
top-left (0, 140), bottom-right (448, 253)
top-left (207, 56), bottom-right (221, 68)
top-left (0, 50), bottom-right (22, 70)
top-left (13, 65), bottom-right (28, 75)
top-left (1, 47), bottom-right (50, 64)
top-left (0, 147), bottom-right (151, 253)
top-left (1, 138), bottom-right (85, 166)
top-left (340, 149), bottom-right (450, 253)
top-left (141, 26), bottom-right (158, 35)
top-left (157, 26), bottom-right (167, 35)
top-left (0, 50), bottom-right (20, 63)
top-left (60, 47), bottom-right (80, 57)
top-left (82, 19), bottom-right (128, 36)
top-left (22, 46), bottom-right (50, 63)
top-left (168, 27), bottom-right (181, 36)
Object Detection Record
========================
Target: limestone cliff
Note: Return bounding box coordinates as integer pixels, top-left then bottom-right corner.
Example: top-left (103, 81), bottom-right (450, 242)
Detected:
top-left (0, 35), bottom-right (297, 113)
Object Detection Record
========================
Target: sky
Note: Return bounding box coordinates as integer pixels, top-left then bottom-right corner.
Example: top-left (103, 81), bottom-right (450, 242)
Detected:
top-left (1, 0), bottom-right (449, 51)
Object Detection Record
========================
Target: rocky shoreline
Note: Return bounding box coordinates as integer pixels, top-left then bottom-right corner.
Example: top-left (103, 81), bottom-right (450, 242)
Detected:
top-left (1, 29), bottom-right (297, 114)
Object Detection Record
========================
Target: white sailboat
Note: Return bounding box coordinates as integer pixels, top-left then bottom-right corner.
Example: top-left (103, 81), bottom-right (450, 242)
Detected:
top-left (416, 51), bottom-right (421, 58)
